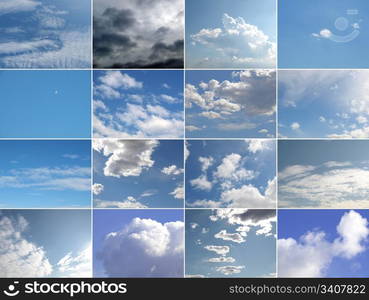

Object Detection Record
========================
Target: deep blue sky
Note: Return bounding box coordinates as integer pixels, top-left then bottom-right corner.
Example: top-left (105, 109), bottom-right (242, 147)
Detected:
top-left (0, 71), bottom-right (91, 138)
top-left (279, 210), bottom-right (369, 277)
top-left (0, 140), bottom-right (91, 208)
top-left (279, 0), bottom-right (369, 68)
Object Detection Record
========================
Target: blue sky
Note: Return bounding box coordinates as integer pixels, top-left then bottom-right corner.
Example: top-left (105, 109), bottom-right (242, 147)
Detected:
top-left (0, 0), bottom-right (91, 68)
top-left (0, 70), bottom-right (91, 138)
top-left (93, 139), bottom-right (183, 208)
top-left (0, 140), bottom-right (91, 208)
top-left (93, 209), bottom-right (184, 277)
top-left (0, 209), bottom-right (91, 277)
top-left (279, 0), bottom-right (369, 68)
top-left (278, 70), bottom-right (369, 138)
top-left (93, 70), bottom-right (184, 138)
top-left (185, 140), bottom-right (276, 208)
top-left (186, 0), bottom-right (276, 68)
top-left (186, 209), bottom-right (276, 278)
top-left (278, 210), bottom-right (369, 277)
top-left (278, 140), bottom-right (369, 208)
top-left (186, 70), bottom-right (276, 138)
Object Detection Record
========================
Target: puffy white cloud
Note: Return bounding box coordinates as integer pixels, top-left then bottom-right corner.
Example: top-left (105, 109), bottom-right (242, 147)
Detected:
top-left (190, 223), bottom-right (199, 229)
top-left (190, 174), bottom-right (213, 191)
top-left (199, 156), bottom-right (214, 172)
top-left (214, 153), bottom-right (255, 182)
top-left (216, 265), bottom-right (245, 275)
top-left (170, 185), bottom-right (184, 200)
top-left (100, 71), bottom-right (143, 90)
top-left (312, 29), bottom-right (332, 39)
top-left (161, 165), bottom-right (183, 176)
top-left (93, 139), bottom-right (158, 177)
top-left (247, 139), bottom-right (272, 153)
top-left (97, 217), bottom-right (184, 277)
top-left (57, 245), bottom-right (91, 277)
top-left (92, 183), bottom-right (104, 195)
top-left (279, 163), bottom-right (369, 208)
top-left (204, 245), bottom-right (230, 256)
top-left (220, 177), bottom-right (276, 208)
top-left (94, 196), bottom-right (148, 209)
top-left (190, 14), bottom-right (275, 68)
top-left (278, 210), bottom-right (369, 277)
top-left (214, 230), bottom-right (245, 243)
top-left (290, 122), bottom-right (300, 130)
top-left (0, 214), bottom-right (52, 277)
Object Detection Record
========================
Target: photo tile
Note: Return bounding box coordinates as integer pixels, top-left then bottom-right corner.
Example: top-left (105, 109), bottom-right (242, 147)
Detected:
top-left (185, 209), bottom-right (276, 278)
top-left (185, 140), bottom-right (276, 209)
top-left (278, 140), bottom-right (369, 209)
top-left (278, 0), bottom-right (369, 68)
top-left (93, 139), bottom-right (184, 209)
top-left (93, 0), bottom-right (184, 69)
top-left (278, 209), bottom-right (369, 278)
top-left (93, 209), bottom-right (184, 277)
top-left (278, 70), bottom-right (369, 139)
top-left (185, 70), bottom-right (276, 138)
top-left (0, 140), bottom-right (91, 209)
top-left (0, 0), bottom-right (91, 69)
top-left (185, 0), bottom-right (276, 69)
top-left (0, 70), bottom-right (91, 138)
top-left (0, 209), bottom-right (91, 277)
top-left (93, 70), bottom-right (184, 139)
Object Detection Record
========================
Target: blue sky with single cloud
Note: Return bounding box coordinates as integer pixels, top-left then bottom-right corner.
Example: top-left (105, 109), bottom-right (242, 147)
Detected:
top-left (278, 70), bottom-right (369, 138)
top-left (186, 209), bottom-right (276, 278)
top-left (0, 0), bottom-right (91, 68)
top-left (186, 0), bottom-right (276, 68)
top-left (93, 139), bottom-right (183, 208)
top-left (278, 140), bottom-right (369, 208)
top-left (93, 209), bottom-right (184, 277)
top-left (185, 140), bottom-right (276, 208)
top-left (93, 70), bottom-right (184, 138)
top-left (185, 70), bottom-right (276, 138)
top-left (279, 0), bottom-right (369, 68)
top-left (0, 140), bottom-right (91, 208)
top-left (278, 210), bottom-right (369, 277)
top-left (0, 209), bottom-right (91, 277)
top-left (0, 70), bottom-right (91, 138)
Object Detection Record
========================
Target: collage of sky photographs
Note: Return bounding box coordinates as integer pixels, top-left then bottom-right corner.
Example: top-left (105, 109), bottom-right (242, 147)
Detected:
top-left (0, 0), bottom-right (369, 279)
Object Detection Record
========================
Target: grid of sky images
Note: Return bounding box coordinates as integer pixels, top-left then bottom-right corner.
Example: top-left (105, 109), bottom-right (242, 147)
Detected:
top-left (1, 0), bottom-right (369, 280)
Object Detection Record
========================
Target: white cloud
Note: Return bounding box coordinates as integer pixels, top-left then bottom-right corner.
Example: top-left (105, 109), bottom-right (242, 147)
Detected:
top-left (94, 196), bottom-right (148, 209)
top-left (57, 245), bottom-right (91, 277)
top-left (92, 183), bottom-right (104, 195)
top-left (216, 265), bottom-right (245, 275)
top-left (208, 257), bottom-right (235, 263)
top-left (0, 214), bottom-right (52, 277)
top-left (93, 139), bottom-right (158, 177)
top-left (279, 163), bottom-right (369, 208)
top-left (214, 153), bottom-right (255, 182)
top-left (278, 210), bottom-right (369, 277)
top-left (247, 139), bottom-right (272, 153)
top-left (190, 174), bottom-right (213, 191)
top-left (100, 71), bottom-right (143, 90)
top-left (190, 14), bottom-right (275, 68)
top-left (170, 185), bottom-right (184, 200)
top-left (98, 217), bottom-right (184, 277)
top-left (214, 230), bottom-right (245, 243)
top-left (0, 0), bottom-right (40, 16)
top-left (204, 245), bottom-right (230, 256)
top-left (291, 122), bottom-right (300, 130)
top-left (312, 29), bottom-right (332, 39)
top-left (199, 156), bottom-right (214, 172)
top-left (190, 223), bottom-right (199, 229)
top-left (161, 165), bottom-right (184, 176)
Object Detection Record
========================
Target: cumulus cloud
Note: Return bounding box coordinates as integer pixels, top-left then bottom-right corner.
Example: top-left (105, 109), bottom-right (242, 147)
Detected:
top-left (57, 246), bottom-right (91, 277)
top-left (247, 139), bottom-right (272, 153)
top-left (97, 217), bottom-right (184, 277)
top-left (94, 197), bottom-right (148, 209)
top-left (0, 0), bottom-right (41, 15)
top-left (93, 139), bottom-right (158, 177)
top-left (93, 71), bottom-right (184, 138)
top-left (189, 13), bottom-right (275, 68)
top-left (92, 183), bottom-right (104, 195)
top-left (279, 162), bottom-right (369, 208)
top-left (0, 214), bottom-right (52, 277)
top-left (93, 0), bottom-right (183, 68)
top-left (161, 165), bottom-right (184, 176)
top-left (214, 230), bottom-right (245, 243)
top-left (278, 210), bottom-right (369, 277)
top-left (170, 185), bottom-right (184, 200)
top-left (204, 245), bottom-right (230, 256)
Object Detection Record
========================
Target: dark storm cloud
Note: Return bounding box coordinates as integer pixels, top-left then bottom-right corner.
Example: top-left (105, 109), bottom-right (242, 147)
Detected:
top-left (93, 0), bottom-right (184, 69)
top-left (235, 210), bottom-right (276, 223)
